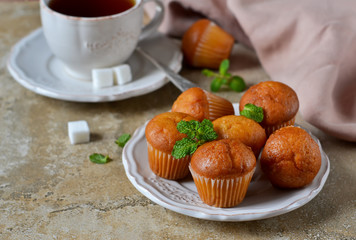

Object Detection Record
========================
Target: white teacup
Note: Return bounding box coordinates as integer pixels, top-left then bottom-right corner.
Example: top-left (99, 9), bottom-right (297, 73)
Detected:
top-left (40, 0), bottom-right (164, 80)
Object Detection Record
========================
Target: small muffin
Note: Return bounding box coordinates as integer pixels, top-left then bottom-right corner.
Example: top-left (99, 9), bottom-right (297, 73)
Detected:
top-left (260, 126), bottom-right (321, 188)
top-left (172, 87), bottom-right (234, 122)
top-left (239, 81), bottom-right (299, 136)
top-left (145, 112), bottom-right (197, 180)
top-left (189, 139), bottom-right (256, 208)
top-left (181, 19), bottom-right (235, 69)
top-left (213, 115), bottom-right (267, 157)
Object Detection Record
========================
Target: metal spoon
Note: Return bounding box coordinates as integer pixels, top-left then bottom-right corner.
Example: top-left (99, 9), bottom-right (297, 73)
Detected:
top-left (136, 47), bottom-right (197, 92)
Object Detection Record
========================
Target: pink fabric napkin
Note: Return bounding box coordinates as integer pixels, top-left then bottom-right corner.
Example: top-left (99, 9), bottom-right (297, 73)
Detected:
top-left (146, 0), bottom-right (356, 142)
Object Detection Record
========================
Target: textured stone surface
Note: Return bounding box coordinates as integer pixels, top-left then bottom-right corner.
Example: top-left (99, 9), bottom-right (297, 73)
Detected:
top-left (1, 2), bottom-right (355, 239)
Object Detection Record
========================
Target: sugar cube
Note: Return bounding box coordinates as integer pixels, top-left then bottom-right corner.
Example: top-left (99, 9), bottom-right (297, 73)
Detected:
top-left (113, 64), bottom-right (132, 85)
top-left (68, 120), bottom-right (90, 144)
top-left (92, 68), bottom-right (114, 89)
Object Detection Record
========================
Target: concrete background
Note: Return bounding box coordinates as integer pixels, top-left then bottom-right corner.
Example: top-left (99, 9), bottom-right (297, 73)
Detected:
top-left (0, 2), bottom-right (355, 239)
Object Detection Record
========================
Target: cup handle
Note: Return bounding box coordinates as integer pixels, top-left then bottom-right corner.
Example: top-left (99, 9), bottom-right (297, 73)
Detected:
top-left (139, 0), bottom-right (164, 41)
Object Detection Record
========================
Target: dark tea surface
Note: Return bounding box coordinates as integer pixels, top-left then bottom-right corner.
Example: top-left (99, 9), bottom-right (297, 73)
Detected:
top-left (48, 0), bottom-right (136, 17)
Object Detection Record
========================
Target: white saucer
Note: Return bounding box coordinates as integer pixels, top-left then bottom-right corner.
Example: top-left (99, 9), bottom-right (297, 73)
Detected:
top-left (122, 104), bottom-right (330, 221)
top-left (7, 28), bottom-right (182, 102)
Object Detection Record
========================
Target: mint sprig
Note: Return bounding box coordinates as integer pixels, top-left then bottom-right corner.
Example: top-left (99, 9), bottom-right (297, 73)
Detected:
top-left (240, 103), bottom-right (264, 123)
top-left (202, 59), bottom-right (246, 92)
top-left (115, 133), bottom-right (131, 147)
top-left (172, 138), bottom-right (198, 159)
top-left (172, 119), bottom-right (218, 159)
top-left (89, 153), bottom-right (111, 164)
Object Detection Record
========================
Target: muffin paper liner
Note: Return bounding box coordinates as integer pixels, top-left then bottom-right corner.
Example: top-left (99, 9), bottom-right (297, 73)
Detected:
top-left (204, 91), bottom-right (235, 121)
top-left (265, 116), bottom-right (296, 136)
top-left (189, 165), bottom-right (255, 208)
top-left (193, 23), bottom-right (234, 68)
top-left (147, 142), bottom-right (190, 180)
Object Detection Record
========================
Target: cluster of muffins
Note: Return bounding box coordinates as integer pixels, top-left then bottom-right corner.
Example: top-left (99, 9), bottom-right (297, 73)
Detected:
top-left (145, 81), bottom-right (322, 208)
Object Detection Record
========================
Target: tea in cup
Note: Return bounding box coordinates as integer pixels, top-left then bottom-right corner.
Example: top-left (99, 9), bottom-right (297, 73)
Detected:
top-left (40, 0), bottom-right (164, 80)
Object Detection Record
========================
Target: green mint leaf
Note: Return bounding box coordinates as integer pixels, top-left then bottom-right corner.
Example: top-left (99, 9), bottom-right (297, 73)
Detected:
top-left (201, 127), bottom-right (218, 141)
top-left (225, 73), bottom-right (232, 78)
top-left (240, 103), bottom-right (264, 123)
top-left (89, 153), bottom-right (110, 164)
top-left (199, 119), bottom-right (217, 141)
top-left (176, 120), bottom-right (191, 134)
top-left (198, 119), bottom-right (218, 141)
top-left (173, 119), bottom-right (218, 158)
top-left (202, 69), bottom-right (215, 77)
top-left (203, 59), bottom-right (246, 93)
top-left (171, 138), bottom-right (198, 159)
top-left (229, 76), bottom-right (246, 92)
top-left (210, 77), bottom-right (223, 92)
top-left (219, 59), bottom-right (229, 76)
top-left (196, 119), bottom-right (217, 142)
top-left (200, 119), bottom-right (214, 129)
top-left (221, 77), bottom-right (228, 85)
top-left (115, 133), bottom-right (131, 147)
top-left (177, 120), bottom-right (199, 139)
top-left (190, 120), bottom-right (200, 131)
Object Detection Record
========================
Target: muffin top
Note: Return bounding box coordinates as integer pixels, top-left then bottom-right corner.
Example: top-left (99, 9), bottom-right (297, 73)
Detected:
top-left (145, 112), bottom-right (196, 153)
top-left (260, 126), bottom-right (321, 188)
top-left (191, 139), bottom-right (256, 179)
top-left (239, 81), bottom-right (299, 126)
top-left (172, 87), bottom-right (209, 121)
top-left (213, 115), bottom-right (266, 156)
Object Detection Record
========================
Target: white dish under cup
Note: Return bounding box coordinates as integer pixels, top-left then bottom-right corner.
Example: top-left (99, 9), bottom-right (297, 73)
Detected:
top-left (7, 29), bottom-right (182, 102)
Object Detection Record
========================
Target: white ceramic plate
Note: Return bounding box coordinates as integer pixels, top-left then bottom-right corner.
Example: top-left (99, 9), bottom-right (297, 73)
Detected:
top-left (7, 28), bottom-right (182, 102)
top-left (122, 104), bottom-right (330, 221)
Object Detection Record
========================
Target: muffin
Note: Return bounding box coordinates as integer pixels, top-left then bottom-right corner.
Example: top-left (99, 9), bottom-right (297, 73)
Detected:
top-left (189, 139), bottom-right (256, 208)
top-left (181, 19), bottom-right (235, 69)
top-left (145, 112), bottom-right (197, 180)
top-left (239, 81), bottom-right (299, 136)
top-left (213, 115), bottom-right (267, 157)
top-left (172, 87), bottom-right (234, 122)
top-left (260, 126), bottom-right (321, 188)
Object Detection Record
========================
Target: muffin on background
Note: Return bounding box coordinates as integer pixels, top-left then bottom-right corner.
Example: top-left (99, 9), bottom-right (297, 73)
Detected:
top-left (260, 126), bottom-right (321, 189)
top-left (181, 19), bottom-right (235, 69)
top-left (145, 112), bottom-right (197, 180)
top-left (213, 115), bottom-right (267, 157)
top-left (239, 81), bottom-right (299, 136)
top-left (189, 139), bottom-right (256, 208)
top-left (172, 87), bottom-right (234, 122)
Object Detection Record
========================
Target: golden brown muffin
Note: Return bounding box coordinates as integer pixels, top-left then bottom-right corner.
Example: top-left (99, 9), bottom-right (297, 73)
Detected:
top-left (213, 115), bottom-right (267, 157)
top-left (189, 139), bottom-right (256, 207)
top-left (181, 19), bottom-right (234, 69)
top-left (145, 112), bottom-right (197, 180)
top-left (239, 81), bottom-right (299, 136)
top-left (172, 87), bottom-right (234, 122)
top-left (260, 126), bottom-right (321, 188)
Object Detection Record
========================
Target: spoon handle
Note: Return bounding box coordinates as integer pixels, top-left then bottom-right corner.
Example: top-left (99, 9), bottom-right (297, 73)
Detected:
top-left (136, 47), bottom-right (197, 92)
